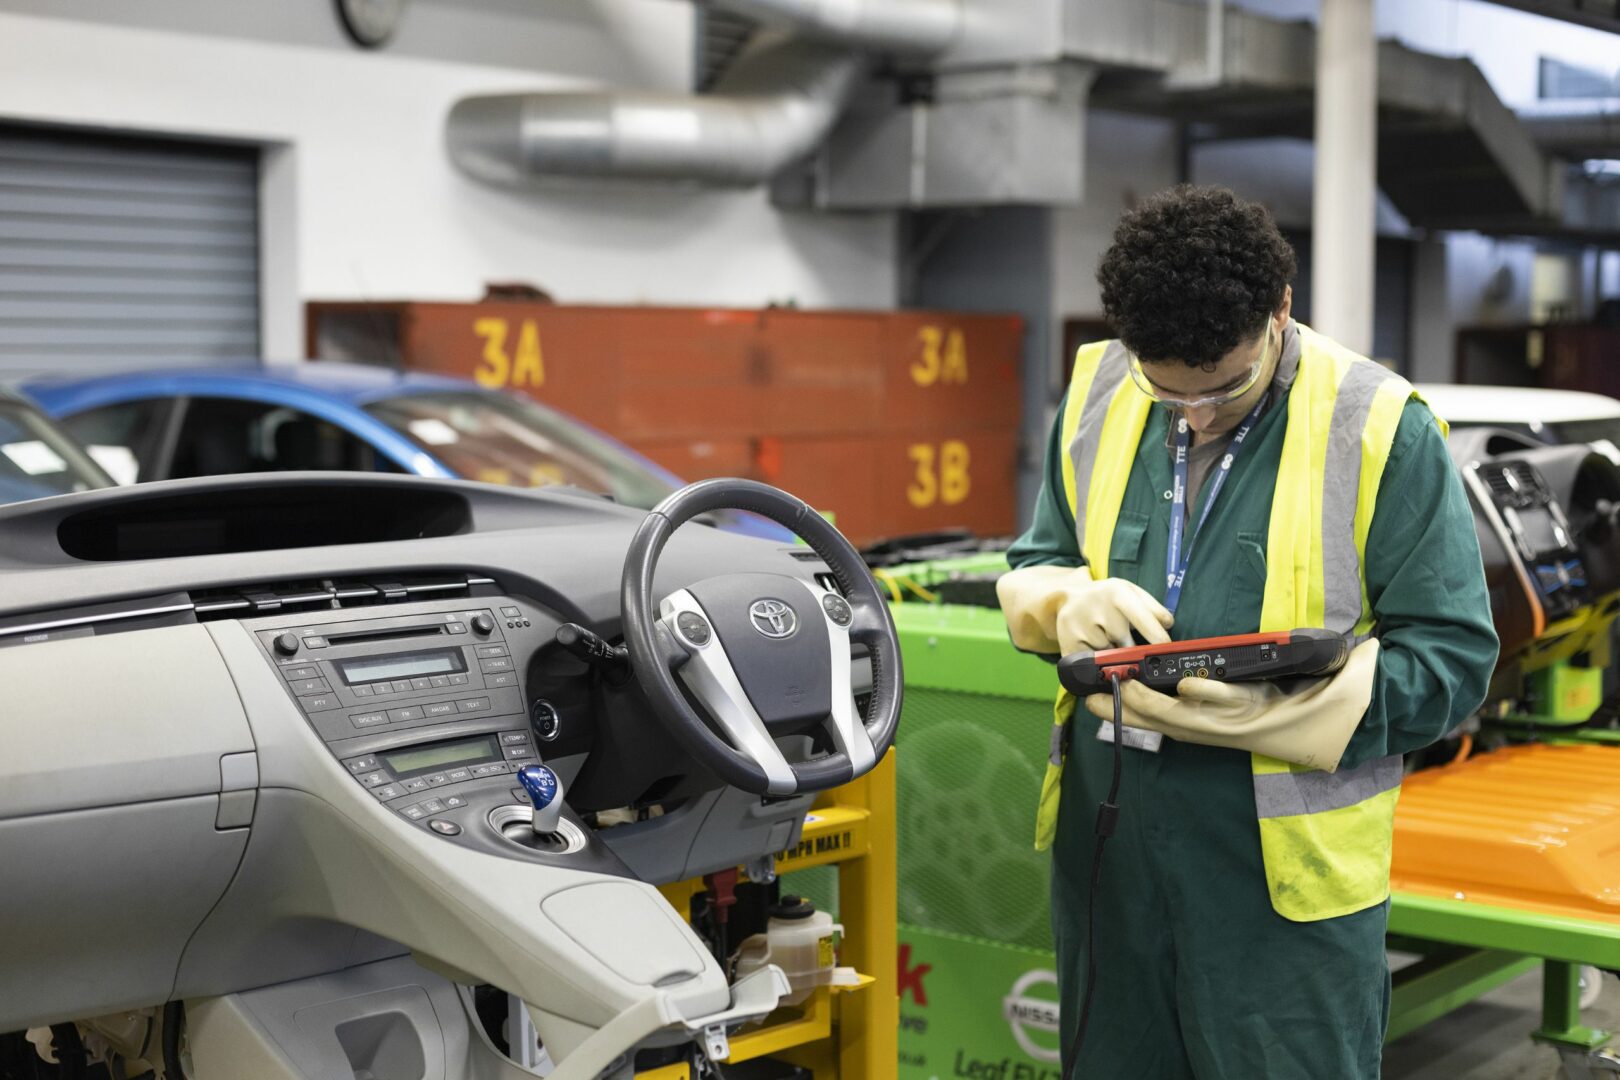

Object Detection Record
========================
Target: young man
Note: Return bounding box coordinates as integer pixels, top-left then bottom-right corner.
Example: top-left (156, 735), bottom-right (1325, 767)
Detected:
top-left (997, 186), bottom-right (1497, 1078)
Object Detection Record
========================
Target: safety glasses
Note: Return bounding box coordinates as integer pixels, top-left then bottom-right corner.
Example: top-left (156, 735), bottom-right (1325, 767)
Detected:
top-left (1128, 326), bottom-right (1274, 410)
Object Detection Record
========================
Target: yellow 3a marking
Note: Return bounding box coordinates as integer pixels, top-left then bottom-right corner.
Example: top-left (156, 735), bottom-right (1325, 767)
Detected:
top-left (473, 318), bottom-right (546, 388)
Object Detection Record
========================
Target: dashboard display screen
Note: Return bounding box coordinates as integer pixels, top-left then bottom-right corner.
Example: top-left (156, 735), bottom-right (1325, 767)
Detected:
top-left (380, 735), bottom-right (497, 777)
top-left (335, 648), bottom-right (465, 686)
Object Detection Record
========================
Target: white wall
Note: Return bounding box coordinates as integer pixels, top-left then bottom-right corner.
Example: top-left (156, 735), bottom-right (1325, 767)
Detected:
top-left (1051, 110), bottom-right (1182, 384)
top-left (0, 2), bottom-right (899, 359)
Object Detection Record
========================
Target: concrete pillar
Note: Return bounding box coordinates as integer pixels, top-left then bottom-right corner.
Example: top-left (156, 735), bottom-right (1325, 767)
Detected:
top-left (1311, 0), bottom-right (1377, 355)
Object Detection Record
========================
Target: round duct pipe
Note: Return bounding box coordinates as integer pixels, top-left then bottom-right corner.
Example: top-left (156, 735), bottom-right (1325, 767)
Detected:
top-left (709, 0), bottom-right (963, 55)
top-left (447, 36), bottom-right (865, 187)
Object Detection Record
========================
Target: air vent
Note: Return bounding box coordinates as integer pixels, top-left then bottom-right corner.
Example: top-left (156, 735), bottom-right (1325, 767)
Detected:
top-left (190, 572), bottom-right (496, 622)
top-left (1484, 462), bottom-right (1546, 501)
top-left (787, 550), bottom-right (823, 561)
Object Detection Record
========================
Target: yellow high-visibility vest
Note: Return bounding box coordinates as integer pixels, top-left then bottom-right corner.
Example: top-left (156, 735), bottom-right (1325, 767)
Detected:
top-left (1035, 324), bottom-right (1437, 922)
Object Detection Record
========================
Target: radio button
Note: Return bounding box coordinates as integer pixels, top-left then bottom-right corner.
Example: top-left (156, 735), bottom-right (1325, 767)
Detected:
top-left (391, 680), bottom-right (413, 694)
top-left (424, 702), bottom-right (457, 719)
top-left (300, 694), bottom-right (340, 712)
top-left (479, 657), bottom-right (514, 673)
top-left (351, 712), bottom-right (388, 729)
top-left (281, 665), bottom-right (319, 681)
top-left (457, 697), bottom-right (492, 714)
top-left (389, 707), bottom-right (424, 723)
top-left (412, 677), bottom-right (434, 691)
top-left (430, 675), bottom-right (450, 688)
top-left (487, 672), bottom-right (518, 688)
top-left (500, 606), bottom-right (523, 618)
top-left (476, 644), bottom-right (511, 659)
top-left (353, 685), bottom-right (374, 698)
top-left (447, 622), bottom-right (468, 634)
top-left (291, 678), bottom-right (331, 696)
top-left (346, 756), bottom-right (379, 773)
top-left (303, 636), bottom-right (328, 649)
top-left (449, 673), bottom-right (470, 686)
top-left (374, 784), bottom-right (403, 801)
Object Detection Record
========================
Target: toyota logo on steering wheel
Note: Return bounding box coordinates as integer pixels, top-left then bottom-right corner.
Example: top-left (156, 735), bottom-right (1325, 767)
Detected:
top-left (749, 599), bottom-right (798, 639)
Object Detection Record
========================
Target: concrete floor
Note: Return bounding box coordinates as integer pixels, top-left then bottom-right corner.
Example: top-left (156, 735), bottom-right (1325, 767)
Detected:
top-left (1384, 965), bottom-right (1620, 1080)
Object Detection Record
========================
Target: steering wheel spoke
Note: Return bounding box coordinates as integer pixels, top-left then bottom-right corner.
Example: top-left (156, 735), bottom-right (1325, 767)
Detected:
top-left (658, 589), bottom-right (799, 797)
top-left (794, 579), bottom-right (878, 775)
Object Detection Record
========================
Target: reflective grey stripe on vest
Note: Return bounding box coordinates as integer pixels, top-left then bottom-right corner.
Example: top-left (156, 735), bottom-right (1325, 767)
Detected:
top-left (1321, 360), bottom-right (1399, 634)
top-left (1253, 754), bottom-right (1402, 819)
top-left (1067, 341), bottom-right (1131, 560)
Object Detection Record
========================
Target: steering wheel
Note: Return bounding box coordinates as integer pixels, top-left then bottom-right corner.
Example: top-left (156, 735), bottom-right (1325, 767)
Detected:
top-left (621, 479), bottom-right (902, 796)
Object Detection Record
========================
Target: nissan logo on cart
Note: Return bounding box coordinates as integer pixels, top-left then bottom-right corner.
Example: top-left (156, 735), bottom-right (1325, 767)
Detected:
top-left (749, 599), bottom-right (798, 639)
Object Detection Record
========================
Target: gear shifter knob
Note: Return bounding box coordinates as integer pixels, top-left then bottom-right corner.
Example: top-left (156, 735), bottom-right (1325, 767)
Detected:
top-left (516, 764), bottom-right (563, 836)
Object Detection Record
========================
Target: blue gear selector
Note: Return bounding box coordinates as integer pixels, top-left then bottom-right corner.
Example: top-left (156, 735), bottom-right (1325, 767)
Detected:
top-left (517, 764), bottom-right (563, 835)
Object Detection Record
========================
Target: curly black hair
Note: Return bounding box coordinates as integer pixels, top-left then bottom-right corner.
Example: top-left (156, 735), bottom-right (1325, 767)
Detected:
top-left (1097, 185), bottom-right (1296, 368)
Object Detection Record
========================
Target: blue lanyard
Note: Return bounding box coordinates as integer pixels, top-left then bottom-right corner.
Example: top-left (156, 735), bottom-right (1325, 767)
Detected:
top-left (1163, 393), bottom-right (1269, 616)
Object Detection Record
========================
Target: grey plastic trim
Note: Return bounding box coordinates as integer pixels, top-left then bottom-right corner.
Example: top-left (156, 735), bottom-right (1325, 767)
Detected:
top-left (0, 601), bottom-right (193, 639)
top-left (220, 752), bottom-right (259, 792)
top-left (659, 588), bottom-right (799, 796)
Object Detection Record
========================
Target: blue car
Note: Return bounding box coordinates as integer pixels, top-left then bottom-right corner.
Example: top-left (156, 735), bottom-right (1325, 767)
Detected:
top-left (0, 387), bottom-right (112, 504)
top-left (25, 363), bottom-right (791, 540)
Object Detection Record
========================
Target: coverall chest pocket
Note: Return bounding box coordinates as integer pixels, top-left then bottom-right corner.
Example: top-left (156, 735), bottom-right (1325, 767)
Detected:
top-left (1225, 530), bottom-right (1268, 631)
top-left (1106, 511), bottom-right (1151, 587)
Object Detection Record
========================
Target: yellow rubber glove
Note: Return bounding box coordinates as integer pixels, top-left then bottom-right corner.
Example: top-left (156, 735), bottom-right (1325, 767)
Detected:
top-left (1082, 639), bottom-right (1381, 772)
top-left (996, 566), bottom-right (1174, 655)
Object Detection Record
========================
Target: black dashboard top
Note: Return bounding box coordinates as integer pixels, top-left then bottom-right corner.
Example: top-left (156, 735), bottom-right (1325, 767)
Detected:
top-left (0, 473), bottom-right (827, 637)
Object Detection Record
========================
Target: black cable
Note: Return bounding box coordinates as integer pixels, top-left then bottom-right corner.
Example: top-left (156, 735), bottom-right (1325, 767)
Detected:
top-left (160, 1003), bottom-right (186, 1080)
top-left (1062, 672), bottom-right (1126, 1080)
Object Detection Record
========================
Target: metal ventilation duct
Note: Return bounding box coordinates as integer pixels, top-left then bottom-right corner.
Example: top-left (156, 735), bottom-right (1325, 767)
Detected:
top-left (707, 0), bottom-right (964, 55)
top-left (446, 35), bottom-right (863, 187)
top-left (1519, 100), bottom-right (1620, 159)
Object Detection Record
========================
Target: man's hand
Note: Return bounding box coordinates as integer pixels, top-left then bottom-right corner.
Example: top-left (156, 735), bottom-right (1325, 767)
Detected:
top-left (1082, 639), bottom-right (1381, 772)
top-left (997, 566), bottom-right (1174, 655)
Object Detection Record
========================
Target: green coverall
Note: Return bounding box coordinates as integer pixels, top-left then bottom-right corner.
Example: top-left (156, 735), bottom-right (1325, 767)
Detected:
top-left (1007, 360), bottom-right (1498, 1078)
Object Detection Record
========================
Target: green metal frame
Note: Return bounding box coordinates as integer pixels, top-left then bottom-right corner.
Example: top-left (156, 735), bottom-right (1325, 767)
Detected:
top-left (886, 567), bottom-right (1620, 1055)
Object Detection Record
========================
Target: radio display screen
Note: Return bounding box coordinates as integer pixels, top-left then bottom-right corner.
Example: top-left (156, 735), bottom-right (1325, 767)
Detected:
top-left (335, 648), bottom-right (466, 686)
top-left (380, 735), bottom-right (498, 777)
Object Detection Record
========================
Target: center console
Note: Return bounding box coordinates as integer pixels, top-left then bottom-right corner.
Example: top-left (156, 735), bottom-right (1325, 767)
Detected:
top-left (248, 597), bottom-right (609, 865)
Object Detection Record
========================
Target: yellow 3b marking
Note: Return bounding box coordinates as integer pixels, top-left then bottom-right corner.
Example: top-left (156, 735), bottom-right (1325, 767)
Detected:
top-left (473, 318), bottom-right (546, 388)
top-left (907, 440), bottom-right (971, 508)
top-left (912, 326), bottom-right (969, 386)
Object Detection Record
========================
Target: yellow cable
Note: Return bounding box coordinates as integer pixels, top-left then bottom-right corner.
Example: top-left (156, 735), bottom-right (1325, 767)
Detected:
top-left (897, 576), bottom-right (940, 603)
top-left (872, 569), bottom-right (903, 603)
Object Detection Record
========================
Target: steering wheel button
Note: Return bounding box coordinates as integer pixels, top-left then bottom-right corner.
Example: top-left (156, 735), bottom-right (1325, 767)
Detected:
top-left (677, 612), bottom-right (712, 646)
top-left (822, 594), bottom-right (853, 626)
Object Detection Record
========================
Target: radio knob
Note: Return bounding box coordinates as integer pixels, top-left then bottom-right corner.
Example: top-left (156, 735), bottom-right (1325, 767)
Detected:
top-left (472, 614), bottom-right (496, 636)
top-left (273, 632), bottom-right (300, 656)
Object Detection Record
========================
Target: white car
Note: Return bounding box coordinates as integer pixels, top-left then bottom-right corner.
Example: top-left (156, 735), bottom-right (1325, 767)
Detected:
top-left (1417, 383), bottom-right (1620, 460)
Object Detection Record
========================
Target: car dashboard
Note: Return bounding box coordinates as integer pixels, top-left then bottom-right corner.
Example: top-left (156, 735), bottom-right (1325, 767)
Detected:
top-left (0, 472), bottom-right (856, 1067)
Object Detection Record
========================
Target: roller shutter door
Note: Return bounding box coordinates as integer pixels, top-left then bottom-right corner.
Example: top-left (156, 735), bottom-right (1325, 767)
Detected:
top-left (0, 125), bottom-right (260, 375)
